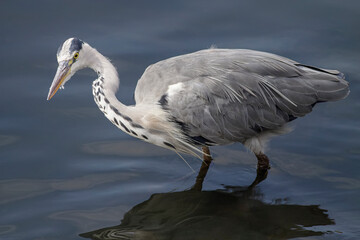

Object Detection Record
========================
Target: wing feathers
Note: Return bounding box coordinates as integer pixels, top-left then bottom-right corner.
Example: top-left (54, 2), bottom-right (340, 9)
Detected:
top-left (135, 49), bottom-right (349, 149)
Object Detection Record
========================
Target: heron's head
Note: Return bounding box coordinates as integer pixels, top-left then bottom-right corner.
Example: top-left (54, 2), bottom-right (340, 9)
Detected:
top-left (47, 37), bottom-right (87, 100)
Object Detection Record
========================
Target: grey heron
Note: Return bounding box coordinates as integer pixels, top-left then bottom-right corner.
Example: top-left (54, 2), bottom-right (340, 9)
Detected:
top-left (48, 38), bottom-right (349, 183)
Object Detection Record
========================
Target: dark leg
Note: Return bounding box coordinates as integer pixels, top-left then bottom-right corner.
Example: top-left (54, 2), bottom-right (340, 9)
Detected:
top-left (191, 146), bottom-right (213, 191)
top-left (248, 152), bottom-right (270, 188)
top-left (255, 152), bottom-right (270, 170)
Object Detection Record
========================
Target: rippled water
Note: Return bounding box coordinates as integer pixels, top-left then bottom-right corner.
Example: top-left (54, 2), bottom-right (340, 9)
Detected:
top-left (1, 1), bottom-right (359, 239)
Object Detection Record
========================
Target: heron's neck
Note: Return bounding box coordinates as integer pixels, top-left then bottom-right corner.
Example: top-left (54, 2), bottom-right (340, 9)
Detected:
top-left (86, 47), bottom-right (119, 104)
top-left (85, 46), bottom-right (191, 154)
top-left (87, 47), bottom-right (145, 137)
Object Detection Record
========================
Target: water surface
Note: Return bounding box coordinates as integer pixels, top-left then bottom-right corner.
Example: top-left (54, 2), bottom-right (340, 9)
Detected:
top-left (0, 1), bottom-right (359, 239)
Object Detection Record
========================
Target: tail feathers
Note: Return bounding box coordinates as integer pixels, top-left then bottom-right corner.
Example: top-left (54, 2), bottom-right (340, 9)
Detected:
top-left (314, 77), bottom-right (349, 102)
top-left (296, 64), bottom-right (350, 102)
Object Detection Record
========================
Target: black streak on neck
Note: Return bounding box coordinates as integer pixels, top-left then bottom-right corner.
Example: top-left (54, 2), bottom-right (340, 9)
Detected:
top-left (93, 77), bottom-right (144, 130)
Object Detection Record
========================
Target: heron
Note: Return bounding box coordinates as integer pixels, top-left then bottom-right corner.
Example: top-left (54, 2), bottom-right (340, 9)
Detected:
top-left (47, 37), bottom-right (349, 184)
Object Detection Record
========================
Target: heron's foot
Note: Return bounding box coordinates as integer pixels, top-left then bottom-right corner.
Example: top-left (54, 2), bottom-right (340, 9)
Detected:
top-left (248, 167), bottom-right (269, 189)
top-left (246, 152), bottom-right (271, 189)
top-left (192, 177), bottom-right (205, 191)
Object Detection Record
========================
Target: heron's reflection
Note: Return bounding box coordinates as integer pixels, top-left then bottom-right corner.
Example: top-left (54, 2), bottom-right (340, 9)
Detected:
top-left (80, 168), bottom-right (334, 240)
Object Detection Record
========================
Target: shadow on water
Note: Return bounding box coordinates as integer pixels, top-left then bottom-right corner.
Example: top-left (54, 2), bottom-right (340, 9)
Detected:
top-left (80, 169), bottom-right (334, 240)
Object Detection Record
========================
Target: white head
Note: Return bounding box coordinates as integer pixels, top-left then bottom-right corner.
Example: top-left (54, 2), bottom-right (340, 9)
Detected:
top-left (47, 37), bottom-right (89, 100)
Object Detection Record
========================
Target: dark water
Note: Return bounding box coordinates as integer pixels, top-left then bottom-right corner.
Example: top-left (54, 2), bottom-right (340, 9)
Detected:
top-left (1, 1), bottom-right (359, 239)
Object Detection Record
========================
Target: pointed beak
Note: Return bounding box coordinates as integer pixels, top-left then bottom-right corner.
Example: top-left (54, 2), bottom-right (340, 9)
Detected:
top-left (47, 60), bottom-right (72, 100)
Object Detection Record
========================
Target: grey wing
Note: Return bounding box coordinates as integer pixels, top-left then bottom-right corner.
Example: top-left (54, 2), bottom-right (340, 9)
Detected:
top-left (135, 49), bottom-right (349, 145)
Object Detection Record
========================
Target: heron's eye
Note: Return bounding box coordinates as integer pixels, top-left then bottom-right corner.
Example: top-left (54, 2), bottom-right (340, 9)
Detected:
top-left (74, 53), bottom-right (79, 59)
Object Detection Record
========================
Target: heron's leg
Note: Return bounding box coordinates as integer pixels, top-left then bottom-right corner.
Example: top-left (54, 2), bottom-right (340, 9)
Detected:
top-left (191, 146), bottom-right (213, 191)
top-left (255, 152), bottom-right (270, 170)
top-left (248, 152), bottom-right (270, 188)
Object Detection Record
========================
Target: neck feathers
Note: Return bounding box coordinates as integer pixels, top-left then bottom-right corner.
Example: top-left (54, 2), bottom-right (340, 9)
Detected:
top-left (87, 45), bottom-right (150, 142)
top-left (83, 43), bottom-right (119, 94)
top-left (86, 44), bottom-right (200, 158)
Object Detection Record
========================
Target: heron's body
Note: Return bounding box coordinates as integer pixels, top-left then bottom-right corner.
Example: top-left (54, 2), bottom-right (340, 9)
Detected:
top-left (48, 38), bottom-right (349, 175)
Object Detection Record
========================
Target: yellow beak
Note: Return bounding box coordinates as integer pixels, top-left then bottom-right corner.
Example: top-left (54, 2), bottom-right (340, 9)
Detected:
top-left (47, 60), bottom-right (71, 100)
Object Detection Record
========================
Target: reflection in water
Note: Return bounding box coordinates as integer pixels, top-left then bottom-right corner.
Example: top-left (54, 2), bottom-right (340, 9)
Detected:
top-left (81, 188), bottom-right (334, 240)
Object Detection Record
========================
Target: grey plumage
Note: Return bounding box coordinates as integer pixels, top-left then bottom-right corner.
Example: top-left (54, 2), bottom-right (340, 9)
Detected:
top-left (135, 49), bottom-right (349, 151)
top-left (49, 38), bottom-right (350, 166)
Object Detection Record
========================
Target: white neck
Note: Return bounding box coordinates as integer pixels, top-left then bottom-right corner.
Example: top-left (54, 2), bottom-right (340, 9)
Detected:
top-left (84, 45), bottom-right (120, 107)
top-left (83, 44), bottom-right (146, 138)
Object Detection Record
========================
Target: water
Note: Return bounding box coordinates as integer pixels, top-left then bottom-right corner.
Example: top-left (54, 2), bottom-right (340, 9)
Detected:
top-left (1, 0), bottom-right (359, 239)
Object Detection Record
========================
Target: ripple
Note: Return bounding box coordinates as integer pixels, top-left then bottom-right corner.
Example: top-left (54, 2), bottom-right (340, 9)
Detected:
top-left (0, 225), bottom-right (16, 235)
top-left (82, 140), bottom-right (173, 157)
top-left (322, 176), bottom-right (360, 190)
top-left (49, 205), bottom-right (129, 232)
top-left (0, 134), bottom-right (19, 147)
top-left (0, 172), bottom-right (137, 204)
